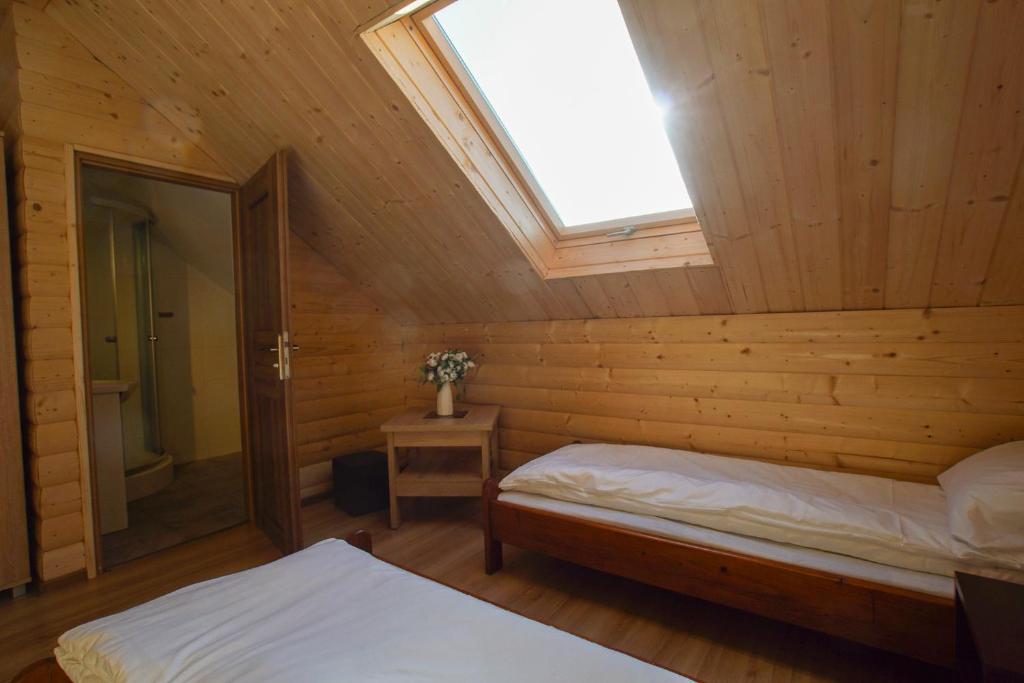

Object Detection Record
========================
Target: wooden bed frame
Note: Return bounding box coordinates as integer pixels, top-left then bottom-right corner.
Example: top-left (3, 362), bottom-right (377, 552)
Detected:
top-left (11, 532), bottom-right (375, 683)
top-left (482, 479), bottom-right (955, 667)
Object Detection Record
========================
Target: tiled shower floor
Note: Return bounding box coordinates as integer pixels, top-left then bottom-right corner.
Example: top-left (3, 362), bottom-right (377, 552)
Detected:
top-left (101, 452), bottom-right (247, 567)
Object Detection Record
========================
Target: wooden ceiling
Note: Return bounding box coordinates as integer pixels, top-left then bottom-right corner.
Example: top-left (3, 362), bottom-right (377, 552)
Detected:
top-left (40, 0), bottom-right (1024, 324)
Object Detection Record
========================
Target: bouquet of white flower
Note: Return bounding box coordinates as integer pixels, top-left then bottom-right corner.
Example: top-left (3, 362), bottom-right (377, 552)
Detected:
top-left (420, 350), bottom-right (475, 417)
top-left (420, 349), bottom-right (476, 389)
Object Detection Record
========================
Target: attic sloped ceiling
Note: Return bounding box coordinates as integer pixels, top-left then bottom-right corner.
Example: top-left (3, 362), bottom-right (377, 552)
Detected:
top-left (41, 0), bottom-right (1024, 324)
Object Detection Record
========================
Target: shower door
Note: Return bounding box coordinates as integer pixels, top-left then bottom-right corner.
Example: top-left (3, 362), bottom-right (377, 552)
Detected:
top-left (133, 221), bottom-right (163, 456)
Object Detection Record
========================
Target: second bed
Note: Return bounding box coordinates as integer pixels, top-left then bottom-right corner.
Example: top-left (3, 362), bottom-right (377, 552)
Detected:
top-left (484, 442), bottom-right (1024, 666)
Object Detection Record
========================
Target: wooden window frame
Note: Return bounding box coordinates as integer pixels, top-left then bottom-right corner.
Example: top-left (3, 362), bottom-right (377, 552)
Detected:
top-left (360, 0), bottom-right (713, 279)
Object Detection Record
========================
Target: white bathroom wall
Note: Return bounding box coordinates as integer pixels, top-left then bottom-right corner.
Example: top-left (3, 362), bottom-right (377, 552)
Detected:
top-left (145, 182), bottom-right (239, 463)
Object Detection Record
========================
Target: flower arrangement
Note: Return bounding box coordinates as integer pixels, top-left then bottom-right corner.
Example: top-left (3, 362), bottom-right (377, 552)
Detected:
top-left (419, 349), bottom-right (475, 389)
top-left (420, 349), bottom-right (475, 417)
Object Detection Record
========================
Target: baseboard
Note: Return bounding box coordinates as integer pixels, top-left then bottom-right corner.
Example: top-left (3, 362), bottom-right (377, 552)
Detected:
top-left (301, 491), bottom-right (333, 507)
top-left (35, 569), bottom-right (87, 594)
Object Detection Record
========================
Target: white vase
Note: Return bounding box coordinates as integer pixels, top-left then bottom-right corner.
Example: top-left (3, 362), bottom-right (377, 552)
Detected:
top-left (436, 382), bottom-right (454, 416)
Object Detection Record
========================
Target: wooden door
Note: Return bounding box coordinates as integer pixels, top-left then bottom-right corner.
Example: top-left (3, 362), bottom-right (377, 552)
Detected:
top-left (239, 151), bottom-right (301, 554)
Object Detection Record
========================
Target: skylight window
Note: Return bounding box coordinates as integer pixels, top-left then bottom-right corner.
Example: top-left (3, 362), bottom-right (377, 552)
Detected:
top-left (433, 0), bottom-right (692, 234)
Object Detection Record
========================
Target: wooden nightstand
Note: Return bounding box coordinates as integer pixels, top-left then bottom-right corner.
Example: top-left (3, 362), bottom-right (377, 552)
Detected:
top-left (955, 572), bottom-right (1024, 682)
top-left (380, 405), bottom-right (500, 529)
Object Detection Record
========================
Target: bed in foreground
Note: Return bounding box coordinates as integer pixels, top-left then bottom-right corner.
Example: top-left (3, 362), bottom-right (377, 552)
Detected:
top-left (483, 442), bottom-right (1024, 668)
top-left (15, 531), bottom-right (690, 683)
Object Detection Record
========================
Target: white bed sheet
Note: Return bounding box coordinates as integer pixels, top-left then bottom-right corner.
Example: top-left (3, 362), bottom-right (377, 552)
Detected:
top-left (501, 443), bottom-right (979, 575)
top-left (55, 539), bottom-right (689, 683)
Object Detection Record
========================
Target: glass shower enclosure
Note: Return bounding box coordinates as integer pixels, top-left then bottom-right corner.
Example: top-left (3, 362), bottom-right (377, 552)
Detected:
top-left (132, 220), bottom-right (163, 456)
top-left (86, 197), bottom-right (165, 470)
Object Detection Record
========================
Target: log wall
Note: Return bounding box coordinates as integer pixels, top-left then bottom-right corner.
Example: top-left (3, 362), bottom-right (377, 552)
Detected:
top-left (3, 0), bottom-right (1023, 583)
top-left (0, 3), bottom-right (224, 581)
top-left (405, 306), bottom-right (1024, 482)
top-left (0, 3), bottom-right (403, 579)
top-left (289, 237), bottom-right (404, 500)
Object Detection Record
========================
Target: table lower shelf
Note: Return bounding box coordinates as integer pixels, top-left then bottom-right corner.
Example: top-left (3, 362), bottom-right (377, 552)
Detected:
top-left (394, 451), bottom-right (484, 498)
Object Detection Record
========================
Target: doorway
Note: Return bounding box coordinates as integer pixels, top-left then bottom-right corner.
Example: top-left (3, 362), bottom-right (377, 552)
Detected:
top-left (77, 161), bottom-right (247, 568)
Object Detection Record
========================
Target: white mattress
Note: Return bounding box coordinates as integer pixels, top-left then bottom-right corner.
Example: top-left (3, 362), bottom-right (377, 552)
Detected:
top-left (55, 539), bottom-right (688, 683)
top-left (499, 490), bottom-right (955, 597)
top-left (500, 443), bottom-right (1024, 578)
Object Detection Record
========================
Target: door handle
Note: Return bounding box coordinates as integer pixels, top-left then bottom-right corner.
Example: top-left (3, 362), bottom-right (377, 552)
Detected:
top-left (280, 332), bottom-right (292, 381)
top-left (266, 333), bottom-right (292, 380)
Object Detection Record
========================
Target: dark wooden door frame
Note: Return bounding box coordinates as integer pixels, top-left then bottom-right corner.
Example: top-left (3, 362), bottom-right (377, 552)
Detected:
top-left (72, 151), bottom-right (254, 573)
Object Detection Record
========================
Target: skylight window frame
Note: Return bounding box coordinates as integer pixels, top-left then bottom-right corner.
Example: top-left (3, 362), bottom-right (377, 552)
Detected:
top-left (412, 2), bottom-right (698, 241)
top-left (359, 0), bottom-right (713, 279)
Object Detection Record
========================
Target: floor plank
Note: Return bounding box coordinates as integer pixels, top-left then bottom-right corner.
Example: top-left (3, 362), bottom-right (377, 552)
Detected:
top-left (0, 524), bottom-right (278, 681)
top-left (0, 498), bottom-right (950, 681)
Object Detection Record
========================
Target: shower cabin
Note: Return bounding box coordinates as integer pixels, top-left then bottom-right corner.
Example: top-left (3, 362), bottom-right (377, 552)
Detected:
top-left (80, 164), bottom-right (246, 567)
top-left (85, 197), bottom-right (170, 527)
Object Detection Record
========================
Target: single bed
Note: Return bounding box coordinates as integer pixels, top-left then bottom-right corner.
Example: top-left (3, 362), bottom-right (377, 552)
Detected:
top-left (15, 531), bottom-right (691, 683)
top-left (482, 443), bottom-right (1024, 667)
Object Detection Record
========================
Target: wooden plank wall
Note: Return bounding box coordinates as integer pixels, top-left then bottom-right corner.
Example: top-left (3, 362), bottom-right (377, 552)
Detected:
top-left (289, 237), bottom-right (404, 500)
top-left (405, 306), bottom-right (1024, 482)
top-left (0, 4), bottom-right (405, 580)
top-left (0, 3), bottom-right (226, 582)
top-left (38, 0), bottom-right (1024, 323)
top-left (2, 0), bottom-right (1021, 581)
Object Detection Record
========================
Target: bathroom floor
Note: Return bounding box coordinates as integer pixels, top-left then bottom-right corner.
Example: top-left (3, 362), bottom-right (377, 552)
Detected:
top-left (102, 452), bottom-right (247, 568)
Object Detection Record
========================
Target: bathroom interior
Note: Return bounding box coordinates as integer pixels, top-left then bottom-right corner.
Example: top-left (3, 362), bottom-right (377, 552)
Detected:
top-left (81, 165), bottom-right (246, 568)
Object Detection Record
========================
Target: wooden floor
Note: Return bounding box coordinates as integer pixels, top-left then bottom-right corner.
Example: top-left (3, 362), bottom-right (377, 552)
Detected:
top-left (1, 498), bottom-right (949, 682)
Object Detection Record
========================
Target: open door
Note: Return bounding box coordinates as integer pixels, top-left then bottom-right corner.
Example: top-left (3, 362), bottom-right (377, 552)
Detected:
top-left (239, 151), bottom-right (301, 554)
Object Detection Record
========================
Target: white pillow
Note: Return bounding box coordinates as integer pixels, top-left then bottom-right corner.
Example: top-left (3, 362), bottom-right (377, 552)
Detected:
top-left (938, 441), bottom-right (1024, 569)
